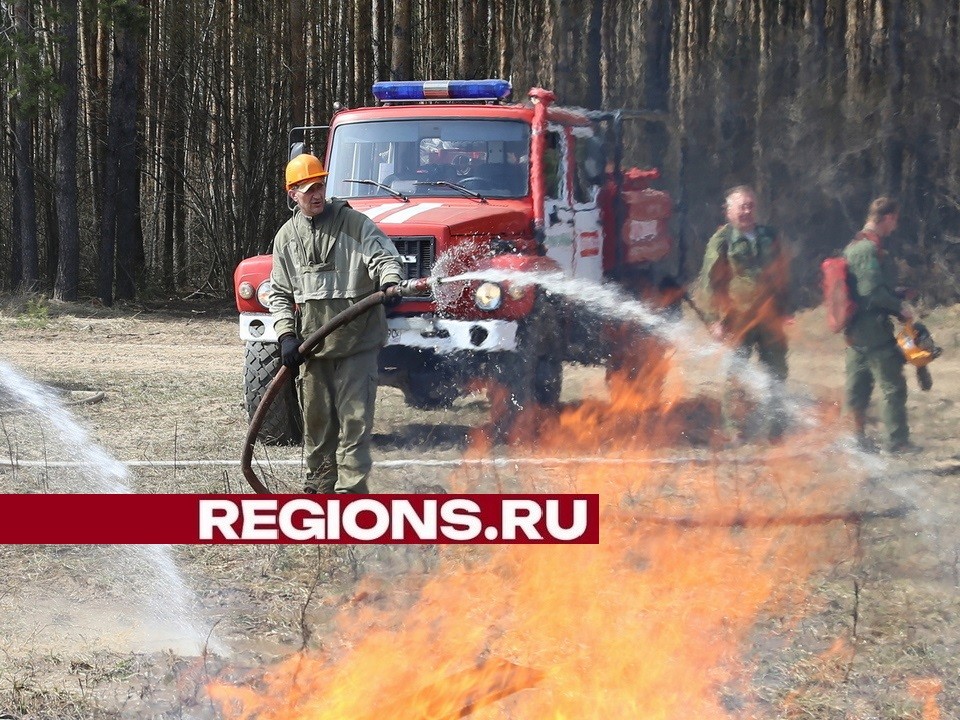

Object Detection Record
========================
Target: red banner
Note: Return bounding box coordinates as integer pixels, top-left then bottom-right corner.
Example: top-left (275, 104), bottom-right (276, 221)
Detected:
top-left (0, 494), bottom-right (599, 545)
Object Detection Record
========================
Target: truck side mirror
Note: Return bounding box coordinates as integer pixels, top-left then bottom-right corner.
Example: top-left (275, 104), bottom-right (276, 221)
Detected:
top-left (289, 142), bottom-right (305, 161)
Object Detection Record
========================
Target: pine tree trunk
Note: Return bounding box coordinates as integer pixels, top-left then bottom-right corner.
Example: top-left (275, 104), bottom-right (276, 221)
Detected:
top-left (494, 0), bottom-right (510, 80)
top-left (583, 0), bottom-right (603, 109)
top-left (457, 0), bottom-right (472, 77)
top-left (882, 0), bottom-right (904, 194)
top-left (355, 0), bottom-right (371, 102)
top-left (13, 0), bottom-right (39, 292)
top-left (391, 0), bottom-right (412, 80)
top-left (113, 0), bottom-right (143, 301)
top-left (372, 0), bottom-right (385, 81)
top-left (290, 0), bottom-right (306, 129)
top-left (54, 0), bottom-right (81, 301)
top-left (644, 0), bottom-right (673, 169)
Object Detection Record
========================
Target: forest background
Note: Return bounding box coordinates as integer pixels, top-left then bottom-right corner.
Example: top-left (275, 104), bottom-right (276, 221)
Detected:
top-left (1, 0), bottom-right (959, 307)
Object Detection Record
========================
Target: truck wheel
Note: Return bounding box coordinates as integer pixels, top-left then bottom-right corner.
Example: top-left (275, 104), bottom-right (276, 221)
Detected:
top-left (487, 352), bottom-right (531, 442)
top-left (488, 293), bottom-right (562, 440)
top-left (605, 325), bottom-right (666, 406)
top-left (525, 295), bottom-right (563, 407)
top-left (534, 355), bottom-right (563, 405)
top-left (406, 369), bottom-right (460, 410)
top-left (243, 341), bottom-right (303, 446)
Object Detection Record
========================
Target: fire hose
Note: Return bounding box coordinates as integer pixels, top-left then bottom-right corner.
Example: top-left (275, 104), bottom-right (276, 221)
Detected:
top-left (681, 291), bottom-right (711, 328)
top-left (241, 278), bottom-right (431, 493)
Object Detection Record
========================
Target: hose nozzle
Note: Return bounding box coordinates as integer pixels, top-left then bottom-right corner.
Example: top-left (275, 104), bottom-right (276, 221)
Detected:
top-left (397, 277), bottom-right (433, 296)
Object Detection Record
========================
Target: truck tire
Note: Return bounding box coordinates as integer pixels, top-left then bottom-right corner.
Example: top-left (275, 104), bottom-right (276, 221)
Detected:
top-left (534, 355), bottom-right (563, 405)
top-left (406, 369), bottom-right (460, 410)
top-left (604, 324), bottom-right (666, 407)
top-left (243, 341), bottom-right (303, 446)
top-left (488, 292), bottom-right (563, 440)
top-left (524, 295), bottom-right (563, 408)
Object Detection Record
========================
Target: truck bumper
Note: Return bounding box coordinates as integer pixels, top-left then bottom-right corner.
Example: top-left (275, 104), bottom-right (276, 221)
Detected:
top-left (385, 316), bottom-right (519, 353)
top-left (239, 312), bottom-right (279, 343)
top-left (239, 313), bottom-right (519, 354)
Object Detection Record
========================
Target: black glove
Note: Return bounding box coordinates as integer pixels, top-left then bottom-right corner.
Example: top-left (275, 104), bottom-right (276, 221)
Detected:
top-left (279, 334), bottom-right (304, 373)
top-left (897, 303), bottom-right (915, 324)
top-left (380, 281), bottom-right (402, 309)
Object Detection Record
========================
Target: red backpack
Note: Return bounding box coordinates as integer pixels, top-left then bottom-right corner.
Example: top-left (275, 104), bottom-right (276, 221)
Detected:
top-left (821, 256), bottom-right (856, 333)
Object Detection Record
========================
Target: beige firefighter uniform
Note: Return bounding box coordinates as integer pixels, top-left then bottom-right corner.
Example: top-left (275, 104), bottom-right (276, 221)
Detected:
top-left (268, 199), bottom-right (402, 492)
top-left (697, 223), bottom-right (790, 439)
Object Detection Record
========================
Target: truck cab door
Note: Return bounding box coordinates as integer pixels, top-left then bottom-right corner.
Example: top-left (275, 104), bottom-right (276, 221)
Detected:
top-left (569, 132), bottom-right (604, 283)
top-left (542, 129), bottom-right (576, 276)
top-left (542, 127), bottom-right (604, 282)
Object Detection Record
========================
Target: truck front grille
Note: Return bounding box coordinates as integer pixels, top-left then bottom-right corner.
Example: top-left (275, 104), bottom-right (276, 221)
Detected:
top-left (391, 235), bottom-right (435, 282)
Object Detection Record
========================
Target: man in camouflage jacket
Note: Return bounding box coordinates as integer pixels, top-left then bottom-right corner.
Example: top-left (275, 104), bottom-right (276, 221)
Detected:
top-left (843, 196), bottom-right (915, 453)
top-left (269, 154), bottom-right (403, 493)
top-left (697, 185), bottom-right (791, 441)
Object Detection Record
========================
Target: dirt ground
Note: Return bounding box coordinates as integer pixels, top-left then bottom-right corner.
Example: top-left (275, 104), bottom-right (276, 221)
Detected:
top-left (1, 295), bottom-right (959, 718)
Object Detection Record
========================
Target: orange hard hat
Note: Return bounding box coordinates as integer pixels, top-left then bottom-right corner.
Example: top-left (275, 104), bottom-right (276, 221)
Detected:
top-left (285, 153), bottom-right (328, 191)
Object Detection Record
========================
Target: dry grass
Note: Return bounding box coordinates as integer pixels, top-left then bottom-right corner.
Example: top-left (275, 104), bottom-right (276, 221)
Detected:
top-left (1, 300), bottom-right (959, 718)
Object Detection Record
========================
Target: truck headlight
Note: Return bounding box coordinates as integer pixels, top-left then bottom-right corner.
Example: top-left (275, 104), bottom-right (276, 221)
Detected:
top-left (506, 283), bottom-right (527, 300)
top-left (238, 281), bottom-right (255, 300)
top-left (474, 282), bottom-right (503, 310)
top-left (256, 280), bottom-right (272, 309)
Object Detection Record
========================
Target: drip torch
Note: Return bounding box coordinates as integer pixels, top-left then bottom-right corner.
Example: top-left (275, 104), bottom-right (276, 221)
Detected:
top-left (896, 320), bottom-right (943, 392)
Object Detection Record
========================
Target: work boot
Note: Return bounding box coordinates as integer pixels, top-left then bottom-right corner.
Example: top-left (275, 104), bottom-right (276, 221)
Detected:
top-left (337, 479), bottom-right (369, 494)
top-left (304, 462), bottom-right (337, 494)
top-left (303, 478), bottom-right (336, 494)
top-left (316, 477), bottom-right (337, 494)
top-left (884, 440), bottom-right (923, 456)
top-left (853, 410), bottom-right (867, 439)
top-left (768, 419), bottom-right (787, 445)
top-left (854, 433), bottom-right (879, 453)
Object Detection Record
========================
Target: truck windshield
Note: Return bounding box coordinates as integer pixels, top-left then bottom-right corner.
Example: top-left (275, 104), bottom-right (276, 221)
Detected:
top-left (327, 119), bottom-right (530, 200)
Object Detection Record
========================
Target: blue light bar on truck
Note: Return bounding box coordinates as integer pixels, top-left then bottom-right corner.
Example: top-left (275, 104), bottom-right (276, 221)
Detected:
top-left (372, 79), bottom-right (512, 102)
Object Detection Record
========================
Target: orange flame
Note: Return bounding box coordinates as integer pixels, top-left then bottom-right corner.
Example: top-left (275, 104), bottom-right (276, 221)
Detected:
top-left (212, 350), bottom-right (894, 718)
top-left (909, 678), bottom-right (943, 720)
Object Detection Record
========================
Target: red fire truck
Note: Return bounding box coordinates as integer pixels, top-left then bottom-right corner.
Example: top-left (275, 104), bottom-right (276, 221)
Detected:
top-left (234, 79), bottom-right (676, 443)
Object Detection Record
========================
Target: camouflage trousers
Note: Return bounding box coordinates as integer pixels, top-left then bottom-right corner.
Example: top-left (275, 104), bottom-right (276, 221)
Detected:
top-left (845, 341), bottom-right (908, 450)
top-left (723, 324), bottom-right (789, 440)
top-left (300, 347), bottom-right (379, 494)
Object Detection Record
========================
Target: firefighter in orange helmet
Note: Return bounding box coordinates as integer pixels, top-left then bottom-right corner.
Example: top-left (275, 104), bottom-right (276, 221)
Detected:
top-left (268, 153), bottom-right (403, 493)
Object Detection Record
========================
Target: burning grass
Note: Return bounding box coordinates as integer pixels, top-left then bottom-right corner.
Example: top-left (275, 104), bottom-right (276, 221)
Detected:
top-left (2, 304), bottom-right (959, 718)
top-left (208, 467), bottom-right (857, 716)
top-left (208, 363), bottom-right (892, 718)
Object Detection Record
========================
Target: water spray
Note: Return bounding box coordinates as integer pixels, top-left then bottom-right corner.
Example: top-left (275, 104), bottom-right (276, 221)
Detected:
top-left (1, 359), bottom-right (220, 654)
